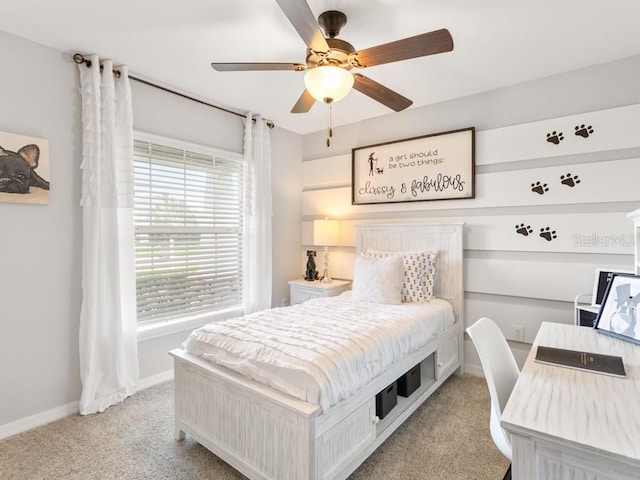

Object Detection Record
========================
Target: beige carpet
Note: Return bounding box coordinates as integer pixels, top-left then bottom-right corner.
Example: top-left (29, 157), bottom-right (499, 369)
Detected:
top-left (0, 375), bottom-right (508, 480)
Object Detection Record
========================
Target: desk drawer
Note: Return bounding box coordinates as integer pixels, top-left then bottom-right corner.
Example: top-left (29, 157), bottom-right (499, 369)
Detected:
top-left (513, 439), bottom-right (640, 480)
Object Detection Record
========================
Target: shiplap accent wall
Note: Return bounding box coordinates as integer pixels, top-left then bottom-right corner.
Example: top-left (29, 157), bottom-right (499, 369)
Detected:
top-left (301, 103), bottom-right (640, 370)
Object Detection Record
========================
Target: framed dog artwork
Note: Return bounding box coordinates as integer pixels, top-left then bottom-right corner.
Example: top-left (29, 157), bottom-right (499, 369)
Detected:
top-left (0, 131), bottom-right (50, 204)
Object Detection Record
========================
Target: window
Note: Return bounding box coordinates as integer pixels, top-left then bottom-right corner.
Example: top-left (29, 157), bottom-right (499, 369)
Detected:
top-left (133, 136), bottom-right (244, 325)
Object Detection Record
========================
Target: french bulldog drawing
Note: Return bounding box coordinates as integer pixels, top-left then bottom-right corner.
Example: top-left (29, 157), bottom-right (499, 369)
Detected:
top-left (0, 144), bottom-right (50, 193)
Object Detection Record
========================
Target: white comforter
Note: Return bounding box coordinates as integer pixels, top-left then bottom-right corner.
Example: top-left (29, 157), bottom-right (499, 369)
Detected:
top-left (184, 294), bottom-right (454, 412)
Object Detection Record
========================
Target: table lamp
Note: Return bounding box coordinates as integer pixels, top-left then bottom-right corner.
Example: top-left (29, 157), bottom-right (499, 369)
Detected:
top-left (313, 218), bottom-right (339, 283)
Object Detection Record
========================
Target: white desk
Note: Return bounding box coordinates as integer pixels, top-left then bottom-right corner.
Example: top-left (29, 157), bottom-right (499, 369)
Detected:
top-left (501, 322), bottom-right (640, 480)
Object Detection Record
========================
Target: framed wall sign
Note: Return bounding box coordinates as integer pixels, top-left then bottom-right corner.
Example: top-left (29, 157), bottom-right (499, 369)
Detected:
top-left (351, 127), bottom-right (475, 205)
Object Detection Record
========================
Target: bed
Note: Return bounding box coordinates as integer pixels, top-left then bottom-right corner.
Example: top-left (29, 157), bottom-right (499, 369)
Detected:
top-left (170, 223), bottom-right (464, 480)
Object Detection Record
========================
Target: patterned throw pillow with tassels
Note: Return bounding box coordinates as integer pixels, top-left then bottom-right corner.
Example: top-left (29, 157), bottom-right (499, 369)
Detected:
top-left (363, 249), bottom-right (437, 302)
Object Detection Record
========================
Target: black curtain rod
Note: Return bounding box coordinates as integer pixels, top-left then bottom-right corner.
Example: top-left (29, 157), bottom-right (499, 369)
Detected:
top-left (72, 53), bottom-right (274, 129)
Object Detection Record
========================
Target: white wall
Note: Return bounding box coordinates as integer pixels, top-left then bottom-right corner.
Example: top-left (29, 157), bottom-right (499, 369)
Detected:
top-left (0, 31), bottom-right (303, 434)
top-left (301, 55), bottom-right (640, 372)
top-left (270, 127), bottom-right (304, 307)
top-left (0, 31), bottom-right (82, 428)
top-left (302, 55), bottom-right (640, 159)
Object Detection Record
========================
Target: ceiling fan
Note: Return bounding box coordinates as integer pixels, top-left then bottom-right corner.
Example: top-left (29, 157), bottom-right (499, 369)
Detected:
top-left (211, 0), bottom-right (454, 114)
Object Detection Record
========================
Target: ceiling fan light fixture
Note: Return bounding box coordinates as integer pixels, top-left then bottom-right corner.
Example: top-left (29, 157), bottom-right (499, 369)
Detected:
top-left (304, 65), bottom-right (354, 103)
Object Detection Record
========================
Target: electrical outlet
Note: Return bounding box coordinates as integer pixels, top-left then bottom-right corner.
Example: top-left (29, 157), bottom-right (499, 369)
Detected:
top-left (512, 324), bottom-right (525, 342)
top-left (281, 297), bottom-right (289, 307)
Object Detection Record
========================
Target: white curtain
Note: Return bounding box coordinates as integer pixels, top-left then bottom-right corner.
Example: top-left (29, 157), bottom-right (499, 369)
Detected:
top-left (77, 55), bottom-right (139, 415)
top-left (243, 114), bottom-right (273, 313)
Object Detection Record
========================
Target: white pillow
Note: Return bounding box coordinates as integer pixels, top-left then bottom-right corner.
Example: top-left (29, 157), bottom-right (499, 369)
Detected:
top-left (364, 249), bottom-right (437, 302)
top-left (351, 254), bottom-right (403, 304)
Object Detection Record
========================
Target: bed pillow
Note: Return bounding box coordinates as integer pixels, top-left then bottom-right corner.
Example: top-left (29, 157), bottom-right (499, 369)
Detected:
top-left (351, 254), bottom-right (403, 305)
top-left (364, 249), bottom-right (437, 302)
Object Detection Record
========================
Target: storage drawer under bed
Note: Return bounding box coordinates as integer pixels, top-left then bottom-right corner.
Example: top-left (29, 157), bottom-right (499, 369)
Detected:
top-left (436, 333), bottom-right (459, 377)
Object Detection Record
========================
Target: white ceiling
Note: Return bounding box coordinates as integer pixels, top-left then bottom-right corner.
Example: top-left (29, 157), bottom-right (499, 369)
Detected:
top-left (2, 0), bottom-right (640, 135)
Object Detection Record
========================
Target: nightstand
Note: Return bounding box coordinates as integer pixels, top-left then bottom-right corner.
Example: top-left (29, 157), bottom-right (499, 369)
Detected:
top-left (288, 279), bottom-right (351, 305)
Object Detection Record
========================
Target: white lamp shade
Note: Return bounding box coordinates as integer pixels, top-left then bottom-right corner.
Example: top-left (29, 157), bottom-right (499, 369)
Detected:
top-left (304, 66), bottom-right (354, 103)
top-left (313, 219), bottom-right (339, 246)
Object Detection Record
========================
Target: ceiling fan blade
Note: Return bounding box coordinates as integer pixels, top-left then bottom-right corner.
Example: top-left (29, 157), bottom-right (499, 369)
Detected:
top-left (352, 74), bottom-right (412, 112)
top-left (353, 29), bottom-right (453, 68)
top-left (274, 0), bottom-right (329, 53)
top-left (211, 62), bottom-right (306, 72)
top-left (291, 89), bottom-right (316, 113)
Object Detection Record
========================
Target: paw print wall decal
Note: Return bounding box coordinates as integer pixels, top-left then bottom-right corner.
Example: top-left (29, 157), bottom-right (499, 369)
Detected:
top-left (544, 123), bottom-right (594, 145)
top-left (574, 124), bottom-right (594, 138)
top-left (546, 131), bottom-right (564, 145)
top-left (560, 173), bottom-right (581, 187)
top-left (514, 224), bottom-right (559, 242)
top-left (515, 224), bottom-right (533, 236)
top-left (539, 227), bottom-right (557, 242)
top-left (531, 181), bottom-right (549, 195)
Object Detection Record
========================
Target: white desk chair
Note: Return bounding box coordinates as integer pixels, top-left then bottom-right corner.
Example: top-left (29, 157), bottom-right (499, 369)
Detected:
top-left (467, 317), bottom-right (520, 480)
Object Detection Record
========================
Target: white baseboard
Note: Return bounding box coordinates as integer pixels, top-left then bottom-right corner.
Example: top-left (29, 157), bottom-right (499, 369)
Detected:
top-left (464, 363), bottom-right (485, 377)
top-left (0, 368), bottom-right (174, 441)
top-left (0, 400), bottom-right (79, 441)
top-left (136, 368), bottom-right (174, 390)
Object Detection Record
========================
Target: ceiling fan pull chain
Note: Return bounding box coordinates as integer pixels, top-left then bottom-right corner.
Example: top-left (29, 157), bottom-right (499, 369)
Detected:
top-left (327, 102), bottom-right (333, 147)
top-left (329, 102), bottom-right (333, 138)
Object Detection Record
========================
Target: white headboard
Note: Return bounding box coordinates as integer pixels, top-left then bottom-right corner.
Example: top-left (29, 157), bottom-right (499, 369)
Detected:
top-left (355, 223), bottom-right (464, 322)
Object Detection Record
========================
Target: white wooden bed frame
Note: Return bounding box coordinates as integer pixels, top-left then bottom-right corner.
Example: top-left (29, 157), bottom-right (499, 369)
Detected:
top-left (170, 223), bottom-right (464, 480)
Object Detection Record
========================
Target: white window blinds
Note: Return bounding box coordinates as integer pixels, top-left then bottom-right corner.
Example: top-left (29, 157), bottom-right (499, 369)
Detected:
top-left (133, 139), bottom-right (244, 323)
